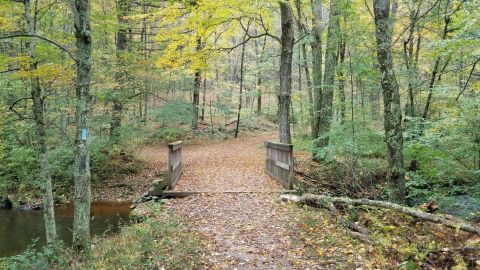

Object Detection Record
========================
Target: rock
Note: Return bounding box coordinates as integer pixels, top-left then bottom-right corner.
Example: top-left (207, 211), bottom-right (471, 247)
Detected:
top-left (148, 179), bottom-right (169, 196)
top-left (18, 203), bottom-right (43, 211)
top-left (0, 197), bottom-right (13, 209)
top-left (129, 202), bottom-right (155, 223)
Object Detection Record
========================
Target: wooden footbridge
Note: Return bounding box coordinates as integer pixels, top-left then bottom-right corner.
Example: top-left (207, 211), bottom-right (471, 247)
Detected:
top-left (147, 140), bottom-right (297, 199)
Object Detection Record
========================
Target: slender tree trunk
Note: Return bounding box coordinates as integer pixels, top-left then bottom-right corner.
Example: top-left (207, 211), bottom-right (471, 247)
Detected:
top-left (373, 0), bottom-right (406, 204)
top-left (235, 41), bottom-right (246, 138)
top-left (201, 77), bottom-right (207, 122)
top-left (143, 9), bottom-right (148, 125)
top-left (295, 0), bottom-right (314, 135)
top-left (278, 1), bottom-right (294, 144)
top-left (23, 0), bottom-right (57, 244)
top-left (192, 38), bottom-right (202, 130)
top-left (311, 0), bottom-right (323, 139)
top-left (70, 0), bottom-right (93, 254)
top-left (422, 0), bottom-right (452, 120)
top-left (338, 38), bottom-right (347, 125)
top-left (255, 36), bottom-right (266, 116)
top-left (317, 0), bottom-right (340, 148)
top-left (402, 2), bottom-right (422, 118)
top-left (110, 0), bottom-right (128, 142)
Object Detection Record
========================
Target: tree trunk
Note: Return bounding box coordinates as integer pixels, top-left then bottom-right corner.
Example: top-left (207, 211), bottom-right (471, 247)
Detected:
top-left (373, 0), bottom-right (406, 204)
top-left (143, 9), bottom-right (148, 126)
top-left (278, 1), bottom-right (294, 144)
top-left (23, 0), bottom-right (57, 244)
top-left (201, 77), bottom-right (207, 122)
top-left (192, 38), bottom-right (202, 130)
top-left (235, 41), bottom-right (246, 138)
top-left (311, 0), bottom-right (323, 139)
top-left (110, 0), bottom-right (128, 142)
top-left (317, 0), bottom-right (340, 148)
top-left (338, 38), bottom-right (347, 125)
top-left (70, 0), bottom-right (93, 254)
top-left (402, 2), bottom-right (422, 118)
top-left (254, 36), bottom-right (266, 116)
top-left (295, 0), bottom-right (314, 135)
top-left (422, 0), bottom-right (452, 120)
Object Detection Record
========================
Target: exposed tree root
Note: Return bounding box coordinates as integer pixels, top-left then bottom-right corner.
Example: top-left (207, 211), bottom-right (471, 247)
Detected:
top-left (281, 193), bottom-right (480, 235)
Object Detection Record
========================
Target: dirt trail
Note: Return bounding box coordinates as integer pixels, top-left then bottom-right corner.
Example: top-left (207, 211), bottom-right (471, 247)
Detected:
top-left (142, 133), bottom-right (318, 269)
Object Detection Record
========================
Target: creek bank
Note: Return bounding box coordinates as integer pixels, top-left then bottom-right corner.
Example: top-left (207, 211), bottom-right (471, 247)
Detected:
top-left (0, 197), bottom-right (12, 209)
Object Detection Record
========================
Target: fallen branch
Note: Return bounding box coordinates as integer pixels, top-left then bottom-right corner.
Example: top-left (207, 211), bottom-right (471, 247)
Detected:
top-left (281, 193), bottom-right (480, 235)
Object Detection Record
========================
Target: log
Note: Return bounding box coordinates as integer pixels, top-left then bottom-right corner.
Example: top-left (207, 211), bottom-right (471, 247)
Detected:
top-left (281, 193), bottom-right (480, 235)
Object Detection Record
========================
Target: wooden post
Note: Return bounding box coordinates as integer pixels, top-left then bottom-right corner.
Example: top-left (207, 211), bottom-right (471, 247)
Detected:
top-left (167, 141), bottom-right (183, 189)
top-left (265, 141), bottom-right (294, 189)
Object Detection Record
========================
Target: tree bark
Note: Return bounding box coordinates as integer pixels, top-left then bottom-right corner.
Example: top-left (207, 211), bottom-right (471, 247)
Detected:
top-left (192, 38), bottom-right (202, 130)
top-left (422, 0), bottom-right (452, 120)
top-left (254, 35), bottom-right (266, 116)
top-left (373, 0), bottom-right (406, 204)
top-left (295, 0), bottom-right (315, 135)
top-left (110, 0), bottom-right (128, 142)
top-left (294, 0), bottom-right (314, 135)
top-left (402, 3), bottom-right (421, 118)
top-left (311, 0), bottom-right (323, 139)
top-left (201, 77), bottom-right (207, 122)
top-left (281, 193), bottom-right (480, 235)
top-left (317, 0), bottom-right (340, 148)
top-left (70, 0), bottom-right (93, 255)
top-left (278, 1), bottom-right (294, 144)
top-left (337, 37), bottom-right (346, 125)
top-left (235, 40), bottom-right (246, 138)
top-left (23, 0), bottom-right (57, 244)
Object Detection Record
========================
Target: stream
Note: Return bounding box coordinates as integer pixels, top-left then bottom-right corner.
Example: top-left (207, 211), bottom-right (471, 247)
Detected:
top-left (0, 201), bottom-right (132, 257)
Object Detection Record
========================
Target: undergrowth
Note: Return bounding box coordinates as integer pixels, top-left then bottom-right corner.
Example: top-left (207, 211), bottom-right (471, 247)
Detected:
top-left (296, 204), bottom-right (479, 269)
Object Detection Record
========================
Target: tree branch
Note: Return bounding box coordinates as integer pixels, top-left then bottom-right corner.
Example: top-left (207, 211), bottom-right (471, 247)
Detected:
top-left (281, 193), bottom-right (480, 235)
top-left (0, 34), bottom-right (76, 62)
top-left (455, 57), bottom-right (480, 101)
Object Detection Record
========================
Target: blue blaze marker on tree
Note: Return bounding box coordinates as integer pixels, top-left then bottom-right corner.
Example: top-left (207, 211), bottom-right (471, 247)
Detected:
top-left (81, 128), bottom-right (88, 142)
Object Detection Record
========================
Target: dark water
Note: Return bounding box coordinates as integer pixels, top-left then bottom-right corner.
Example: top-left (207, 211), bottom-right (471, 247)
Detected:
top-left (0, 201), bottom-right (132, 257)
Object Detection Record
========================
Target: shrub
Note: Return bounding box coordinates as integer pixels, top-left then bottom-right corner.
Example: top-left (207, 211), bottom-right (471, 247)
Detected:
top-left (151, 127), bottom-right (186, 141)
top-left (0, 241), bottom-right (72, 270)
top-left (153, 100), bottom-right (193, 125)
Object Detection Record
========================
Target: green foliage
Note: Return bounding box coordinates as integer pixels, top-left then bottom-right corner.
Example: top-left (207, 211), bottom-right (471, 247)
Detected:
top-left (0, 145), bottom-right (39, 194)
top-left (404, 111), bottom-right (480, 204)
top-left (90, 138), bottom-right (143, 182)
top-left (48, 146), bottom-right (74, 188)
top-left (151, 127), bottom-right (186, 141)
top-left (0, 241), bottom-right (71, 270)
top-left (311, 123), bottom-right (386, 162)
top-left (153, 100), bottom-right (193, 126)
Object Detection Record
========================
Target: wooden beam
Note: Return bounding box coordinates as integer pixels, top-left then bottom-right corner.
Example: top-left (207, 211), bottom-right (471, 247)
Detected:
top-left (159, 190), bottom-right (299, 198)
top-left (168, 141), bottom-right (183, 151)
top-left (265, 141), bottom-right (293, 152)
top-left (266, 157), bottom-right (290, 170)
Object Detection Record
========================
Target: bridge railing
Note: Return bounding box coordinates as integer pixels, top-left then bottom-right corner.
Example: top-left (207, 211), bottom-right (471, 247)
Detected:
top-left (167, 141), bottom-right (183, 189)
top-left (265, 141), bottom-right (294, 189)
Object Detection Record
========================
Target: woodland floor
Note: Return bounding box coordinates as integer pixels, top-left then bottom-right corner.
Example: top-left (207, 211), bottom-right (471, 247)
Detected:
top-left (129, 133), bottom-right (372, 269)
